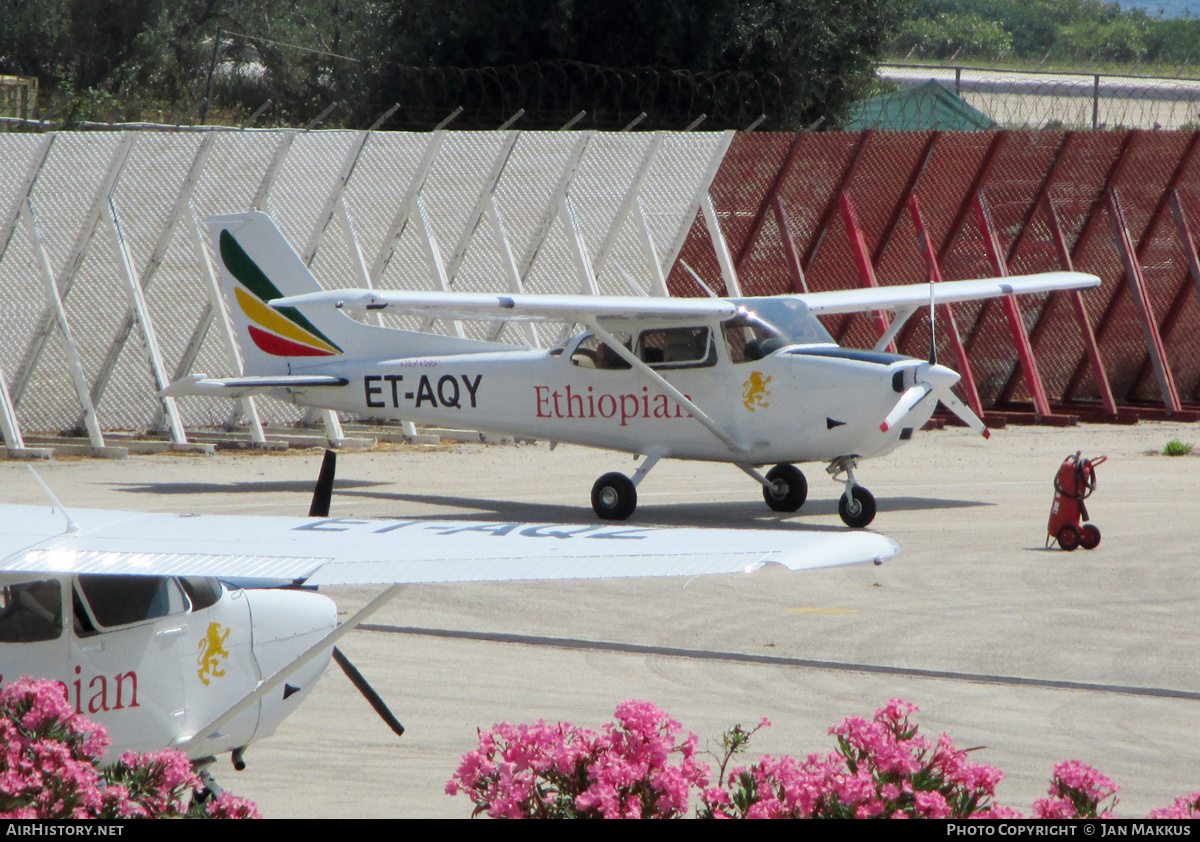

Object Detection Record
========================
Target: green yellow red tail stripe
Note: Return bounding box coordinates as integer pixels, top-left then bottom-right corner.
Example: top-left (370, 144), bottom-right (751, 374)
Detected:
top-left (220, 229), bottom-right (343, 357)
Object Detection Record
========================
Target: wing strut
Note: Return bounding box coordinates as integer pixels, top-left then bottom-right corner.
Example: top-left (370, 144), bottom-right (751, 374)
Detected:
top-left (587, 319), bottom-right (746, 455)
top-left (173, 583), bottom-right (406, 755)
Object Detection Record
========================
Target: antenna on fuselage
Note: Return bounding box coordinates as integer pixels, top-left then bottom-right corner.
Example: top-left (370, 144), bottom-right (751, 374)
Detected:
top-left (26, 466), bottom-right (79, 533)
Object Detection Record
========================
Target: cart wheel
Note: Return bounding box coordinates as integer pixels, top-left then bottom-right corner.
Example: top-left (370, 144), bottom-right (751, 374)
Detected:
top-left (1057, 525), bottom-right (1080, 551)
top-left (1080, 524), bottom-right (1101, 550)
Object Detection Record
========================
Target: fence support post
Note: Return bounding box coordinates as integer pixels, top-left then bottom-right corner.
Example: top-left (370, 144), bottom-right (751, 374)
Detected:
top-left (972, 192), bottom-right (1053, 418)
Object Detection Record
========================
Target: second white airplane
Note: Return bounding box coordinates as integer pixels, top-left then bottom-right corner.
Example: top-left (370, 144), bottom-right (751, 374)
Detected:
top-left (166, 212), bottom-right (1100, 526)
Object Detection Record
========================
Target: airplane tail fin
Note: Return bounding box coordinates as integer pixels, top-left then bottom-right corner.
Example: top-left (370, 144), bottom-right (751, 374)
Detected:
top-left (207, 211), bottom-right (505, 377)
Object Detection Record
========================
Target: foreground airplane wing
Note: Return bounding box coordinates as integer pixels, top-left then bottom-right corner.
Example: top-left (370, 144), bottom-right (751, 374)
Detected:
top-left (0, 504), bottom-right (898, 585)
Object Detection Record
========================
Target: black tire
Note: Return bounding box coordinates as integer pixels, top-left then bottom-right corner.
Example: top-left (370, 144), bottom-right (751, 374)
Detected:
top-left (592, 472), bottom-right (637, 520)
top-left (1057, 525), bottom-right (1080, 551)
top-left (763, 463), bottom-right (807, 513)
top-left (1080, 524), bottom-right (1101, 550)
top-left (838, 486), bottom-right (876, 528)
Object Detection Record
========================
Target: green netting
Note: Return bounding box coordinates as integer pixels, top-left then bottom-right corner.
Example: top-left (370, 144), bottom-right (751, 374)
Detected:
top-left (843, 80), bottom-right (997, 131)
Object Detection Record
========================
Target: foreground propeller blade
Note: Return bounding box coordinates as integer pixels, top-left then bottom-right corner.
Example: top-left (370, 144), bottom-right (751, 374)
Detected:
top-left (929, 381), bottom-right (990, 439)
top-left (333, 646), bottom-right (405, 737)
top-left (308, 449), bottom-right (336, 517)
top-left (880, 382), bottom-right (933, 433)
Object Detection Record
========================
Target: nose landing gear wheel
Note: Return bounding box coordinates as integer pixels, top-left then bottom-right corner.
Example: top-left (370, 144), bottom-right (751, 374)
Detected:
top-left (592, 472), bottom-right (637, 520)
top-left (838, 486), bottom-right (876, 528)
top-left (763, 463), bottom-right (808, 513)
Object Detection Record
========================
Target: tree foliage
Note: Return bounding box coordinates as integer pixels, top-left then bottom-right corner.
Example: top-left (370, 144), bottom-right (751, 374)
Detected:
top-left (896, 0), bottom-right (1200, 66)
top-left (0, 0), bottom-right (908, 130)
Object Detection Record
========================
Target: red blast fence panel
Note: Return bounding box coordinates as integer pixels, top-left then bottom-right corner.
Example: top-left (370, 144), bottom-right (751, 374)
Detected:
top-left (672, 130), bottom-right (1200, 421)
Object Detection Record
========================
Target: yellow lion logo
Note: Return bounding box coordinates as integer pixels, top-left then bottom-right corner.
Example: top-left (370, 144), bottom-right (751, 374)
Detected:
top-left (197, 622), bottom-right (230, 686)
top-left (742, 371), bottom-right (771, 411)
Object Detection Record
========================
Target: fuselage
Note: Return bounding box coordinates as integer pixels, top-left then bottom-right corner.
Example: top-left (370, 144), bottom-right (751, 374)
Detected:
top-left (0, 564), bottom-right (335, 761)
top-left (277, 324), bottom-right (941, 466)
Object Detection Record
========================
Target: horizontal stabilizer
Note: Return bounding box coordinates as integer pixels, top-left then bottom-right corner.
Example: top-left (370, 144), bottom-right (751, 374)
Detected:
top-left (160, 373), bottom-right (348, 398)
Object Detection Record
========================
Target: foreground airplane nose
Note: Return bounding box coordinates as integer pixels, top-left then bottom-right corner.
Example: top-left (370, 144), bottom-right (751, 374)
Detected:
top-left (245, 588), bottom-right (337, 682)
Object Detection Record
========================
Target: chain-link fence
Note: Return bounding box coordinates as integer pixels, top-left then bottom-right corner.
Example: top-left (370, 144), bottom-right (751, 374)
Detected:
top-left (880, 64), bottom-right (1200, 130)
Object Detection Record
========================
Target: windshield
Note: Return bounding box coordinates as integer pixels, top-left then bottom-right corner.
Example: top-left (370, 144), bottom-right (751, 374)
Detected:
top-left (730, 297), bottom-right (835, 346)
top-left (723, 297), bottom-right (834, 362)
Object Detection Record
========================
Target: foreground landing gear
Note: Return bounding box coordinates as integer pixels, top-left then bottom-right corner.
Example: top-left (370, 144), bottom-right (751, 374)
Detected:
top-left (827, 456), bottom-right (876, 528)
top-left (763, 463), bottom-right (808, 512)
top-left (591, 454), bottom-right (661, 520)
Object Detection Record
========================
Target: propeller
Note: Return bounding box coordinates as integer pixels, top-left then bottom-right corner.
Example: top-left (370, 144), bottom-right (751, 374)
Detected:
top-left (880, 279), bottom-right (989, 439)
top-left (308, 449), bottom-right (337, 517)
top-left (880, 362), bottom-right (989, 438)
top-left (333, 647), bottom-right (405, 737)
top-left (308, 450), bottom-right (405, 738)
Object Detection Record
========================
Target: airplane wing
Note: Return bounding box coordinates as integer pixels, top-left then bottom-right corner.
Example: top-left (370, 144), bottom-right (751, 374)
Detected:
top-left (270, 289), bottom-right (739, 324)
top-left (795, 271), bottom-right (1099, 315)
top-left (0, 504), bottom-right (898, 585)
top-left (272, 271), bottom-right (1096, 323)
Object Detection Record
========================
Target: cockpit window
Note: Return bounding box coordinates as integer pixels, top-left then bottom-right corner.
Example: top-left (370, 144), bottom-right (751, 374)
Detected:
top-left (179, 577), bottom-right (223, 611)
top-left (0, 579), bottom-right (62, 642)
top-left (75, 575), bottom-right (188, 631)
top-left (635, 327), bottom-right (715, 369)
top-left (724, 297), bottom-right (835, 363)
top-left (570, 333), bottom-right (632, 370)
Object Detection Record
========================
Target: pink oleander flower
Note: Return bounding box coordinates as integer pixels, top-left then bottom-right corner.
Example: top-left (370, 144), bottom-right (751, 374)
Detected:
top-left (1149, 791), bottom-right (1200, 819)
top-left (1033, 760), bottom-right (1119, 819)
top-left (201, 792), bottom-right (262, 819)
top-left (449, 696), bottom-right (1200, 821)
top-left (447, 700), bottom-right (709, 818)
top-left (0, 677), bottom-right (257, 819)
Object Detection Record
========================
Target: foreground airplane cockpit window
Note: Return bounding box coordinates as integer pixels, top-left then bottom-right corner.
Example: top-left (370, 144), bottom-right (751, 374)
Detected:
top-left (74, 575), bottom-right (207, 635)
top-left (0, 579), bottom-right (62, 642)
top-left (725, 297), bottom-right (836, 363)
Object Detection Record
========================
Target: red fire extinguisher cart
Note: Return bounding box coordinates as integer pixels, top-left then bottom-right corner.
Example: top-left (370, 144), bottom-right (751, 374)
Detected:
top-left (1047, 452), bottom-right (1106, 551)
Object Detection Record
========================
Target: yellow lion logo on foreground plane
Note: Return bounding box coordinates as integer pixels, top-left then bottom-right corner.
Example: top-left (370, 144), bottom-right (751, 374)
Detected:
top-left (197, 622), bottom-right (230, 685)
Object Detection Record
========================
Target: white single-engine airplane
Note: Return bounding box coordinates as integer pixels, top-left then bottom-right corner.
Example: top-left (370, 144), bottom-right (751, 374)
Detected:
top-left (0, 455), bottom-right (897, 782)
top-left (166, 212), bottom-right (1100, 526)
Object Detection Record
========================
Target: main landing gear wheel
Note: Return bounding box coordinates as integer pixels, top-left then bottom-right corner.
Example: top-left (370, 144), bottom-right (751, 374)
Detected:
top-left (592, 472), bottom-right (637, 520)
top-left (1056, 524), bottom-right (1080, 551)
top-left (763, 463), bottom-right (807, 513)
top-left (838, 486), bottom-right (876, 528)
